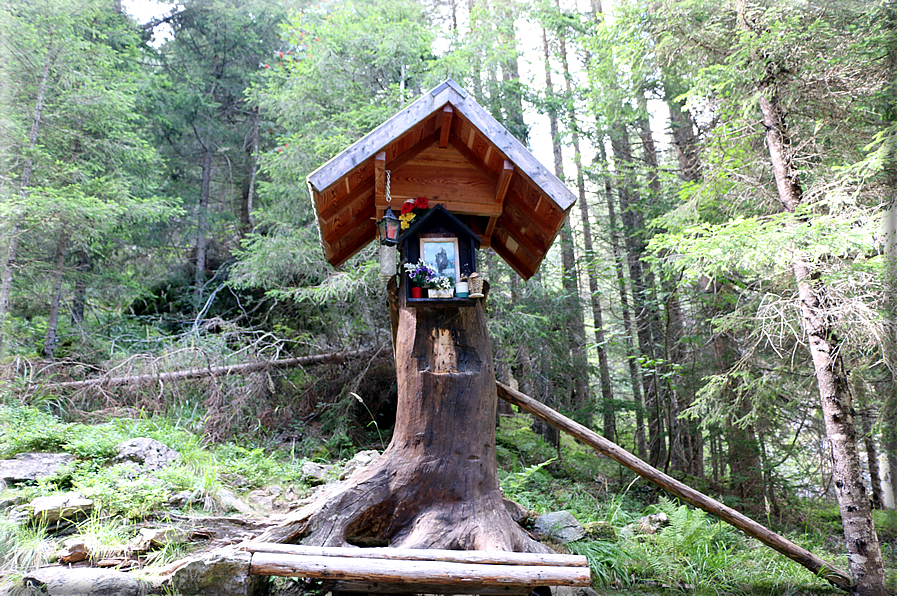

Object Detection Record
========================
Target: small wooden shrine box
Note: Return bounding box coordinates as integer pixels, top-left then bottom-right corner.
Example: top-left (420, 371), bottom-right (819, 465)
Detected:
top-left (398, 204), bottom-right (480, 303)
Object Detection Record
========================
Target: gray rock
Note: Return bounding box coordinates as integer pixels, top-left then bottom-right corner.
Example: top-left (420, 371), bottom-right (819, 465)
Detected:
top-left (215, 487), bottom-right (255, 515)
top-left (301, 460), bottom-right (333, 481)
top-left (31, 492), bottom-right (93, 525)
top-left (533, 510), bottom-right (586, 543)
top-left (168, 489), bottom-right (199, 507)
top-left (161, 546), bottom-right (262, 596)
top-left (23, 567), bottom-right (145, 596)
top-left (627, 511), bottom-right (669, 535)
top-left (339, 449), bottom-right (381, 479)
top-left (112, 437), bottom-right (179, 472)
top-left (0, 452), bottom-right (74, 485)
top-left (130, 526), bottom-right (188, 552)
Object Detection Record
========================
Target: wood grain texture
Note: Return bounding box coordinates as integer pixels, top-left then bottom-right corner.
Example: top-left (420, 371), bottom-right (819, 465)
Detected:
top-left (250, 553), bottom-right (590, 587)
top-left (244, 544), bottom-right (587, 567)
top-left (253, 294), bottom-right (550, 556)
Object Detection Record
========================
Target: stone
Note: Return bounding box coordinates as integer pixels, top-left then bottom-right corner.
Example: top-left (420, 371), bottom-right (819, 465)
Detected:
top-left (582, 520), bottom-right (617, 541)
top-left (301, 460), bottom-right (333, 481)
top-left (58, 537), bottom-right (89, 563)
top-left (130, 526), bottom-right (188, 552)
top-left (112, 437), bottom-right (179, 472)
top-left (0, 452), bottom-right (74, 485)
top-left (339, 449), bottom-right (381, 479)
top-left (532, 510), bottom-right (586, 543)
top-left (168, 489), bottom-right (199, 507)
top-left (627, 511), bottom-right (669, 535)
top-left (31, 492), bottom-right (93, 525)
top-left (23, 566), bottom-right (145, 596)
top-left (158, 546), bottom-right (262, 596)
top-left (215, 487), bottom-right (256, 515)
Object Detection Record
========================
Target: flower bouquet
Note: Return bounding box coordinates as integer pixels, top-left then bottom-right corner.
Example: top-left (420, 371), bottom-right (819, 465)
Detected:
top-left (399, 196), bottom-right (429, 230)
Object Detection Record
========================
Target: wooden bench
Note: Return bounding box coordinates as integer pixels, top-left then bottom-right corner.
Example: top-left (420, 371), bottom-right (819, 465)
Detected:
top-left (245, 543), bottom-right (591, 595)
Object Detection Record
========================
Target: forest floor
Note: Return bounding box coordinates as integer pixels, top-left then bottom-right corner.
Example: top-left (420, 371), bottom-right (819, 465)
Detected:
top-left (0, 402), bottom-right (894, 595)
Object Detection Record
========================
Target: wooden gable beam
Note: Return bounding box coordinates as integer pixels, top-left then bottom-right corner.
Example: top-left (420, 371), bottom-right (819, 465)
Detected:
top-left (482, 160), bottom-right (514, 247)
top-left (439, 105), bottom-right (453, 149)
top-left (375, 151), bottom-right (386, 206)
top-left (448, 133), bottom-right (499, 186)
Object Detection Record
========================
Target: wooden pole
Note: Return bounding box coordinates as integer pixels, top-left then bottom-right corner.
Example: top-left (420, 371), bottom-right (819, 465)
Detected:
top-left (495, 382), bottom-right (854, 592)
top-left (43, 349), bottom-right (374, 390)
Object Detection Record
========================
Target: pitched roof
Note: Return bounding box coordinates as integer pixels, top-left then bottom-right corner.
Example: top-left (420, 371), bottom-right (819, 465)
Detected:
top-left (307, 78), bottom-right (575, 280)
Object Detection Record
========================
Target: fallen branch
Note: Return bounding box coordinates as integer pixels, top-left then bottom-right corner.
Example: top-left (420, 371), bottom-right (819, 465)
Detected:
top-left (495, 381), bottom-right (854, 592)
top-left (43, 348), bottom-right (375, 390)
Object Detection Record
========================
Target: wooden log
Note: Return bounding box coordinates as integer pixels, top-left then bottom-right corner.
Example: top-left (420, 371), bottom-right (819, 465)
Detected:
top-left (243, 543), bottom-right (588, 568)
top-left (321, 580), bottom-right (530, 594)
top-left (44, 349), bottom-right (374, 390)
top-left (250, 553), bottom-right (591, 587)
top-left (495, 382), bottom-right (854, 592)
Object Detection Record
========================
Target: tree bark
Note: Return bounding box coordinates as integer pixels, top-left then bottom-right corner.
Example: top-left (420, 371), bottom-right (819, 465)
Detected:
top-left (542, 24), bottom-right (591, 420)
top-left (601, 150), bottom-right (647, 458)
top-left (610, 123), bottom-right (665, 467)
top-left (241, 109), bottom-right (259, 235)
top-left (194, 146), bottom-right (212, 307)
top-left (255, 295), bottom-right (548, 554)
top-left (854, 376), bottom-right (883, 509)
top-left (556, 7), bottom-right (615, 440)
top-left (739, 3), bottom-right (888, 590)
top-left (43, 237), bottom-right (67, 359)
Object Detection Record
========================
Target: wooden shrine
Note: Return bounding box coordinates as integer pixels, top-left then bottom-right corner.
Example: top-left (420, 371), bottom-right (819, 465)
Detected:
top-left (258, 80), bottom-right (583, 595)
top-left (308, 79), bottom-right (575, 280)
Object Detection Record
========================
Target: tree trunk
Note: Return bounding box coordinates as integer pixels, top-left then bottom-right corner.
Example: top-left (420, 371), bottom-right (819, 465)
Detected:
top-left (557, 8), bottom-right (614, 439)
top-left (194, 147), bottom-right (212, 307)
top-left (256, 291), bottom-right (548, 554)
top-left (854, 376), bottom-right (883, 510)
top-left (241, 109), bottom-right (259, 235)
top-left (1, 35), bottom-right (56, 353)
top-left (43, 237), bottom-right (67, 359)
top-left (610, 123), bottom-right (665, 467)
top-left (601, 148), bottom-right (647, 458)
top-left (740, 3), bottom-right (888, 589)
top-left (542, 24), bottom-right (590, 420)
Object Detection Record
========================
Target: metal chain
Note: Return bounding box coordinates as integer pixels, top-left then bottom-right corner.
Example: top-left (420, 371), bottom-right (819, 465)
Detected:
top-left (385, 170), bottom-right (392, 206)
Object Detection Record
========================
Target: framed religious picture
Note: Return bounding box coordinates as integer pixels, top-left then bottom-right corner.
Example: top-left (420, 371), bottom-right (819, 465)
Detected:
top-left (420, 237), bottom-right (460, 283)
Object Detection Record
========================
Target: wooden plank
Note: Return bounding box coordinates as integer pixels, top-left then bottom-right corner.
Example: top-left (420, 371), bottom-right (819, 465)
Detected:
top-left (495, 382), bottom-right (855, 592)
top-left (439, 105), bottom-right (453, 148)
top-left (375, 197), bottom-right (502, 217)
top-left (390, 164), bottom-right (494, 205)
top-left (322, 202), bottom-right (375, 246)
top-left (490, 230), bottom-right (539, 280)
top-left (244, 544), bottom-right (588, 568)
top-left (308, 84), bottom-right (455, 192)
top-left (250, 553), bottom-right (591, 587)
top-left (321, 580), bottom-right (530, 594)
top-left (375, 151), bottom-right (386, 206)
top-left (329, 222), bottom-right (376, 268)
top-left (449, 132), bottom-right (499, 185)
top-left (495, 160), bottom-right (514, 204)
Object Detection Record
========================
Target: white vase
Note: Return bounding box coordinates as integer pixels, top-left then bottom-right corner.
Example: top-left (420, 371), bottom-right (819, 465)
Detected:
top-left (429, 289), bottom-right (453, 299)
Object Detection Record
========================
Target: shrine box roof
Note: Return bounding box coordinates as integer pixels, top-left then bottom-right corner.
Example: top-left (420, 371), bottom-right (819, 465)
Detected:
top-left (307, 78), bottom-right (576, 280)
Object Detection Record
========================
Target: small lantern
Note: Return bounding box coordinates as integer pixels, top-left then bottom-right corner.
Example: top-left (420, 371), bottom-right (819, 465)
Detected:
top-left (377, 207), bottom-right (400, 246)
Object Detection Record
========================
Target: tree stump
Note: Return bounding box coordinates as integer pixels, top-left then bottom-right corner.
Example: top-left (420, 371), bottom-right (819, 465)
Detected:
top-left (255, 288), bottom-right (547, 554)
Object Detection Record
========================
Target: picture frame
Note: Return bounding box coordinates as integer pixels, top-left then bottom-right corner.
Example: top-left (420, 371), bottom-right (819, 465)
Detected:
top-left (420, 237), bottom-right (460, 283)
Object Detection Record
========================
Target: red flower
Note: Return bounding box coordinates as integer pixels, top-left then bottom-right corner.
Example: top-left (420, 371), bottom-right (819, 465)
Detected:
top-left (414, 196), bottom-right (429, 210)
top-left (401, 200), bottom-right (415, 215)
